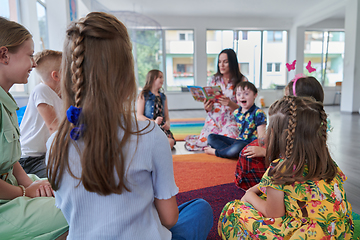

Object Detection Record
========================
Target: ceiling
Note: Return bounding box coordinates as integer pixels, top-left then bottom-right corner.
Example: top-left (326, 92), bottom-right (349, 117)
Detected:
top-left (83, 0), bottom-right (346, 20)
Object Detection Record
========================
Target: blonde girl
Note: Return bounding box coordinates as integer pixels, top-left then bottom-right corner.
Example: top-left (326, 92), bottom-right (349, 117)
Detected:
top-left (137, 69), bottom-right (176, 149)
top-left (219, 96), bottom-right (354, 239)
top-left (0, 16), bottom-right (68, 239)
top-left (47, 12), bottom-right (212, 240)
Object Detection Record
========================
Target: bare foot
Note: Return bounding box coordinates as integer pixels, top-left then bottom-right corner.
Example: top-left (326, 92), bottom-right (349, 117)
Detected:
top-left (204, 146), bottom-right (216, 155)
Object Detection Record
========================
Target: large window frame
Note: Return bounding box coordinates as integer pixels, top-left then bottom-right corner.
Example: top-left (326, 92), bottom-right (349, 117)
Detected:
top-left (206, 29), bottom-right (288, 90)
top-left (304, 30), bottom-right (345, 87)
top-left (134, 29), bottom-right (195, 92)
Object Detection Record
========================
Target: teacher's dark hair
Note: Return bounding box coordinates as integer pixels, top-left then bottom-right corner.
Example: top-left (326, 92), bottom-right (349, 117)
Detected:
top-left (215, 48), bottom-right (244, 87)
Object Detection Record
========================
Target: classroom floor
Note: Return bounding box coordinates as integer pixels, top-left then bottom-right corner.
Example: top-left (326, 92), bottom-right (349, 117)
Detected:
top-left (169, 105), bottom-right (360, 214)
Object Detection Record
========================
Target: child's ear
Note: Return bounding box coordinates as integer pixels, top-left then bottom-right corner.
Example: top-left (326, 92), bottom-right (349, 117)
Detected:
top-left (0, 46), bottom-right (9, 64)
top-left (51, 70), bottom-right (60, 82)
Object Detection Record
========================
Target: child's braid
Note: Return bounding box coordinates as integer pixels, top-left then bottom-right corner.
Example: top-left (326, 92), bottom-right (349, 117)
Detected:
top-left (285, 96), bottom-right (297, 160)
top-left (70, 22), bottom-right (86, 108)
top-left (319, 108), bottom-right (328, 142)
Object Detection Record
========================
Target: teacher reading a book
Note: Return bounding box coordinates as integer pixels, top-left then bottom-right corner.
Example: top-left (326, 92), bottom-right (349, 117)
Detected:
top-left (185, 48), bottom-right (247, 151)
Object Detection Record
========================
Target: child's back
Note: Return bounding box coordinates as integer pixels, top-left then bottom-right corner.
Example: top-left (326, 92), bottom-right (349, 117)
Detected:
top-left (20, 50), bottom-right (62, 178)
top-left (219, 96), bottom-right (354, 239)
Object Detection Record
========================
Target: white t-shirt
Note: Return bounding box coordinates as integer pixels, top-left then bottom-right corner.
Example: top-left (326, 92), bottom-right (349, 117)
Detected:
top-left (46, 121), bottom-right (179, 240)
top-left (20, 83), bottom-right (62, 157)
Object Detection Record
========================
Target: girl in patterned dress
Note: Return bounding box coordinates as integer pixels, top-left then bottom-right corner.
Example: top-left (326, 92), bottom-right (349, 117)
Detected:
top-left (185, 49), bottom-right (246, 151)
top-left (137, 69), bottom-right (176, 149)
top-left (219, 96), bottom-right (354, 239)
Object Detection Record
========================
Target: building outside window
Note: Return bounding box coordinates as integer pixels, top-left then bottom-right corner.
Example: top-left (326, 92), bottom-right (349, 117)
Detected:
top-left (165, 30), bottom-right (194, 91)
top-left (275, 63), bottom-right (281, 72)
top-left (304, 31), bottom-right (345, 86)
top-left (267, 63), bottom-right (272, 72)
top-left (206, 30), bottom-right (287, 89)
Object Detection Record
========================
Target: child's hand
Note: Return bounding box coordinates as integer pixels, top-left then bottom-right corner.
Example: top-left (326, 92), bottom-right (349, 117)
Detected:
top-left (25, 180), bottom-right (54, 198)
top-left (163, 122), bottom-right (170, 130)
top-left (243, 146), bottom-right (266, 158)
top-left (203, 99), bottom-right (213, 112)
top-left (155, 117), bottom-right (163, 125)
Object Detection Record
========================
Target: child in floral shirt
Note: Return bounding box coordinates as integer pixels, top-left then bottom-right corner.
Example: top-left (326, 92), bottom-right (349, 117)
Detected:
top-left (218, 96), bottom-right (354, 239)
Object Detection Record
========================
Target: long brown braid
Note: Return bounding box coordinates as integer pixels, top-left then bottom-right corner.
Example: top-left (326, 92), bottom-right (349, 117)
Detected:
top-left (70, 22), bottom-right (86, 109)
top-left (266, 96), bottom-right (337, 185)
top-left (285, 96), bottom-right (297, 161)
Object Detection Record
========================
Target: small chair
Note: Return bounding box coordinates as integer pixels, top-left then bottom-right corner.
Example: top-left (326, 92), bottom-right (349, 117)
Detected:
top-left (333, 81), bottom-right (342, 105)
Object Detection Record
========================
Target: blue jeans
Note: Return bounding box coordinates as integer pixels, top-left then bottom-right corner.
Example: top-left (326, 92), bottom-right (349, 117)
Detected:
top-left (170, 198), bottom-right (213, 240)
top-left (207, 134), bottom-right (249, 159)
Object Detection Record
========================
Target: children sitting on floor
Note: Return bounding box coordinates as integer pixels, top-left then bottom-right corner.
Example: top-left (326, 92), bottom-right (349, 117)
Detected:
top-left (235, 75), bottom-right (325, 190)
top-left (204, 81), bottom-right (266, 159)
top-left (19, 50), bottom-right (62, 178)
top-left (0, 16), bottom-right (68, 239)
top-left (137, 69), bottom-right (176, 149)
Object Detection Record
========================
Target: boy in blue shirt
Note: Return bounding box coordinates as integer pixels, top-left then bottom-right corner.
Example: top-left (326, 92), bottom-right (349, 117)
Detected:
top-left (204, 81), bottom-right (266, 159)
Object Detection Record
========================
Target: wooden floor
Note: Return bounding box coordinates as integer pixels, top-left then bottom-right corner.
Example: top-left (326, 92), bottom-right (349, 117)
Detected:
top-left (169, 106), bottom-right (360, 213)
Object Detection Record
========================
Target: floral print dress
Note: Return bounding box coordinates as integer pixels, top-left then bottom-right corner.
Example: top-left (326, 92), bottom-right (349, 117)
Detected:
top-left (185, 75), bottom-right (239, 151)
top-left (219, 159), bottom-right (354, 240)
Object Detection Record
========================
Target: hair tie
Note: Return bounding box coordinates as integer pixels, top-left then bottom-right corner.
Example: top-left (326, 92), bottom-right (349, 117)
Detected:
top-left (66, 105), bottom-right (84, 140)
top-left (291, 73), bottom-right (306, 97)
top-left (292, 78), bottom-right (298, 97)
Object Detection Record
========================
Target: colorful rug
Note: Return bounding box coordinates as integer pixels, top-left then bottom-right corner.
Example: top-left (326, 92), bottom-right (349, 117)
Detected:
top-left (173, 153), bottom-right (238, 192)
top-left (173, 153), bottom-right (242, 239)
top-left (177, 183), bottom-right (245, 240)
top-left (170, 118), bottom-right (205, 141)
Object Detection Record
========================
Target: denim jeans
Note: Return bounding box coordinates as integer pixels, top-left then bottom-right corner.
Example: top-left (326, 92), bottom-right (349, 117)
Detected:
top-left (170, 198), bottom-right (213, 240)
top-left (207, 133), bottom-right (249, 159)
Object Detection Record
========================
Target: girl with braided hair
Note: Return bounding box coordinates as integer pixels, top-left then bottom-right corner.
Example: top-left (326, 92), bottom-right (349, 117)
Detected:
top-left (46, 12), bottom-right (213, 240)
top-left (0, 17), bottom-right (68, 239)
top-left (219, 96), bottom-right (354, 239)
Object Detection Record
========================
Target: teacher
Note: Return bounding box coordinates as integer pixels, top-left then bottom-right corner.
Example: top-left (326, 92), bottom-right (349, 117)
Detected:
top-left (185, 48), bottom-right (246, 151)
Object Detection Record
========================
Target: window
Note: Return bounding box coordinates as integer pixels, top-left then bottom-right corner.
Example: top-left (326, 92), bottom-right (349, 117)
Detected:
top-left (0, 0), bottom-right (10, 18)
top-left (267, 63), bottom-right (272, 72)
top-left (132, 29), bottom-right (163, 89)
top-left (165, 30), bottom-right (194, 91)
top-left (207, 30), bottom-right (288, 89)
top-left (36, 0), bottom-right (49, 50)
top-left (267, 31), bottom-right (283, 42)
top-left (262, 31), bottom-right (287, 88)
top-left (242, 31), bottom-right (248, 40)
top-left (275, 63), bottom-right (281, 72)
top-left (304, 31), bottom-right (345, 86)
top-left (179, 33), bottom-right (186, 41)
top-left (206, 30), bottom-right (234, 77)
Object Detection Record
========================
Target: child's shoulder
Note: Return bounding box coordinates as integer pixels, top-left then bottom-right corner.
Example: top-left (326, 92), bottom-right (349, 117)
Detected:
top-left (32, 82), bottom-right (55, 94)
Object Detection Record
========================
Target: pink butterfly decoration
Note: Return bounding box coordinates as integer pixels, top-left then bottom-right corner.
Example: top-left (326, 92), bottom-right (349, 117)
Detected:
top-left (286, 60), bottom-right (296, 71)
top-left (306, 61), bottom-right (316, 73)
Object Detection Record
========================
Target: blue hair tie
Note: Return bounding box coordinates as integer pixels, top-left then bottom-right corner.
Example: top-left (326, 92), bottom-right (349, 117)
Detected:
top-left (66, 105), bottom-right (84, 140)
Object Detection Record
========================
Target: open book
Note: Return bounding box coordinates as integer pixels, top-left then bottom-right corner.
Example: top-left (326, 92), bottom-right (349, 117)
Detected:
top-left (187, 85), bottom-right (223, 102)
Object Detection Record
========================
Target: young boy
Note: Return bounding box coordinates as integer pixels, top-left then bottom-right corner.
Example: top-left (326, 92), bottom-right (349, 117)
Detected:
top-left (19, 50), bottom-right (62, 178)
top-left (204, 81), bottom-right (266, 159)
